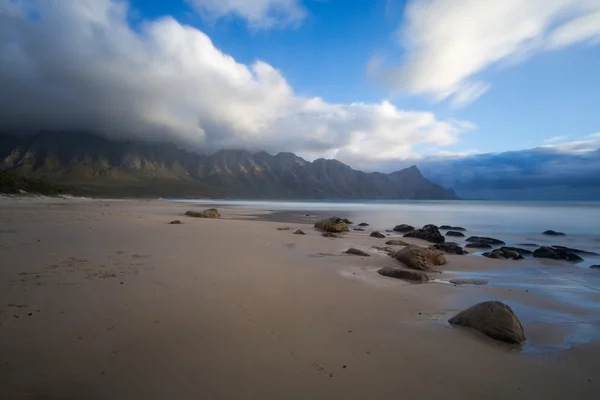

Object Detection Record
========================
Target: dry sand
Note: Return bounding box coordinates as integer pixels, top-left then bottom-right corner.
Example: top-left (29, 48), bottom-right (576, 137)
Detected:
top-left (0, 198), bottom-right (599, 399)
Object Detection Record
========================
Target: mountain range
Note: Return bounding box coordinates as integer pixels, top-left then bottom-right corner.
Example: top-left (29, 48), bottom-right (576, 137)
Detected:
top-left (0, 132), bottom-right (458, 199)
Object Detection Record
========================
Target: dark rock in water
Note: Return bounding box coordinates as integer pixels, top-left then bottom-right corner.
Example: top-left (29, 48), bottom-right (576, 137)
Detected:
top-left (353, 228), bottom-right (365, 231)
top-left (314, 217), bottom-right (349, 233)
top-left (185, 208), bottom-right (221, 219)
top-left (342, 218), bottom-right (353, 225)
top-left (169, 220), bottom-right (182, 225)
top-left (465, 236), bottom-right (505, 245)
top-left (543, 230), bottom-right (566, 236)
top-left (440, 225), bottom-right (466, 231)
top-left (322, 232), bottom-right (339, 238)
top-left (385, 239), bottom-right (410, 246)
top-left (590, 265), bottom-right (600, 269)
top-left (499, 246), bottom-right (533, 255)
top-left (378, 267), bottom-right (429, 283)
top-left (551, 245), bottom-right (599, 256)
top-left (533, 246), bottom-right (583, 262)
top-left (358, 222), bottom-right (369, 226)
top-left (393, 224), bottom-right (415, 233)
top-left (430, 242), bottom-right (466, 255)
top-left (403, 224), bottom-right (445, 244)
top-left (393, 246), bottom-right (446, 271)
top-left (449, 301), bottom-right (526, 345)
top-left (385, 229), bottom-right (393, 232)
top-left (449, 279), bottom-right (488, 286)
top-left (465, 242), bottom-right (492, 249)
top-left (293, 230), bottom-right (305, 235)
top-left (370, 231), bottom-right (386, 239)
top-left (483, 249), bottom-right (524, 260)
top-left (446, 231), bottom-right (465, 237)
top-left (304, 214), bottom-right (310, 216)
top-left (277, 227), bottom-right (291, 231)
top-left (345, 248), bottom-right (370, 257)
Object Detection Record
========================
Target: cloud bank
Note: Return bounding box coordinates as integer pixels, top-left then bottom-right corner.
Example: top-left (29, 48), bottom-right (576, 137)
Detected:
top-left (0, 0), bottom-right (470, 163)
top-left (374, 0), bottom-right (600, 105)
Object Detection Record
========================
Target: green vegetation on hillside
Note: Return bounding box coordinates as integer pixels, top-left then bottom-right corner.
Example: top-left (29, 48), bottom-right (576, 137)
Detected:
top-left (0, 170), bottom-right (75, 196)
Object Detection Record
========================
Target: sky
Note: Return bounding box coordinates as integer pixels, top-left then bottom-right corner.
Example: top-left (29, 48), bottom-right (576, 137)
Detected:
top-left (1, 0), bottom-right (599, 199)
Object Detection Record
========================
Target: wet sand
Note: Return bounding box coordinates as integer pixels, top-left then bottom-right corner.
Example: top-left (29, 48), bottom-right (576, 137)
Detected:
top-left (1, 198), bottom-right (599, 399)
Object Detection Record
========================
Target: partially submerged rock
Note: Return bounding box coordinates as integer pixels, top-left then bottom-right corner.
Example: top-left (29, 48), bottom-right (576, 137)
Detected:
top-left (169, 220), bottom-right (182, 225)
top-left (446, 231), bottom-right (465, 237)
top-left (185, 208), bottom-right (221, 219)
top-left (322, 232), bottom-right (339, 238)
top-left (370, 231), bottom-right (386, 239)
top-left (449, 279), bottom-right (488, 286)
top-left (345, 248), bottom-right (370, 257)
top-left (440, 225), bottom-right (466, 231)
top-left (385, 239), bottom-right (410, 246)
top-left (393, 246), bottom-right (446, 271)
top-left (500, 246), bottom-right (533, 255)
top-left (483, 248), bottom-right (524, 260)
top-left (449, 300), bottom-right (526, 345)
top-left (533, 246), bottom-right (583, 262)
top-left (353, 228), bottom-right (365, 231)
top-left (314, 217), bottom-right (349, 233)
top-left (293, 229), bottom-right (306, 235)
top-left (551, 245), bottom-right (599, 256)
top-left (378, 267), bottom-right (429, 283)
top-left (403, 224), bottom-right (445, 244)
top-left (392, 224), bottom-right (415, 233)
top-left (430, 242), bottom-right (466, 255)
top-left (543, 230), bottom-right (566, 236)
top-left (358, 222), bottom-right (369, 226)
top-left (590, 265), bottom-right (600, 269)
top-left (465, 236), bottom-right (505, 245)
top-left (465, 242), bottom-right (492, 249)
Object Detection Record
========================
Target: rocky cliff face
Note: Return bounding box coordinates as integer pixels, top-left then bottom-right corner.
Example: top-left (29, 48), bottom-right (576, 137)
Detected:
top-left (0, 132), bottom-right (458, 199)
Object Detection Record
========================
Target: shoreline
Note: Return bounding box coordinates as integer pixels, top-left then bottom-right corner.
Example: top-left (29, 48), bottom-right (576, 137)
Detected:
top-left (1, 198), bottom-right (599, 398)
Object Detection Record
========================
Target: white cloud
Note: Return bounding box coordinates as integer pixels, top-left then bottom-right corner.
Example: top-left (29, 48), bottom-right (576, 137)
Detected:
top-left (187, 0), bottom-right (307, 29)
top-left (374, 0), bottom-right (600, 106)
top-left (544, 135), bottom-right (569, 143)
top-left (0, 0), bottom-right (471, 167)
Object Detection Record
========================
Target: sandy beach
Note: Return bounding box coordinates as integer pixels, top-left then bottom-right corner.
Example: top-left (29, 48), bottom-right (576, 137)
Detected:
top-left (1, 198), bottom-right (599, 399)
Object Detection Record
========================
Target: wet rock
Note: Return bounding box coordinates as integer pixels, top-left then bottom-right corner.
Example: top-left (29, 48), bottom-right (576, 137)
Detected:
top-left (314, 217), bottom-right (350, 233)
top-left (385, 239), bottom-right (410, 246)
top-left (353, 228), bottom-right (365, 231)
top-left (392, 224), bottom-right (415, 233)
top-left (345, 248), bottom-right (370, 257)
top-left (465, 242), bottom-right (492, 249)
top-left (483, 248), bottom-right (524, 260)
top-left (393, 246), bottom-right (446, 271)
top-left (500, 246), bottom-right (533, 255)
top-left (440, 225), bottom-right (466, 231)
top-left (169, 220), bottom-right (182, 225)
top-left (533, 246), bottom-right (583, 262)
top-left (370, 231), bottom-right (386, 239)
top-left (342, 218), bottom-right (354, 225)
top-left (449, 279), bottom-right (488, 286)
top-left (358, 222), bottom-right (369, 226)
top-left (465, 236), bottom-right (505, 245)
top-left (185, 208), bottom-right (221, 219)
top-left (590, 265), bottom-right (600, 269)
top-left (378, 267), bottom-right (429, 283)
top-left (543, 230), bottom-right (566, 236)
top-left (322, 232), bottom-right (339, 238)
top-left (446, 231), bottom-right (465, 237)
top-left (449, 301), bottom-right (526, 344)
top-left (277, 227), bottom-right (291, 231)
top-left (293, 230), bottom-right (306, 235)
top-left (430, 242), bottom-right (466, 255)
top-left (551, 245), bottom-right (599, 256)
top-left (403, 224), bottom-right (445, 244)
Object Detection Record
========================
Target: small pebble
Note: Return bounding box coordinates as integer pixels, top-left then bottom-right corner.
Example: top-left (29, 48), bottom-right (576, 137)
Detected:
top-left (28, 313), bottom-right (32, 316)
top-left (120, 282), bottom-right (124, 285)
top-left (342, 365), bottom-right (347, 369)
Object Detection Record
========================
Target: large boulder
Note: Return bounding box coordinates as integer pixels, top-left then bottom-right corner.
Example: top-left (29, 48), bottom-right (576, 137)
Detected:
top-left (440, 225), bottom-right (466, 231)
top-left (543, 230), bottom-right (566, 236)
top-left (370, 231), bottom-right (386, 239)
top-left (378, 267), bottom-right (429, 283)
top-left (345, 248), bottom-right (370, 257)
top-left (465, 236), bottom-right (505, 246)
top-left (385, 239), bottom-right (410, 246)
top-left (590, 265), bottom-right (600, 269)
top-left (393, 224), bottom-right (415, 233)
top-left (185, 208), bottom-right (221, 219)
top-left (393, 245), bottom-right (446, 271)
top-left (403, 224), bottom-right (445, 244)
top-left (551, 245), bottom-right (599, 256)
top-left (533, 246), bottom-right (583, 262)
top-left (483, 249), bottom-right (524, 260)
top-left (430, 242), bottom-right (466, 255)
top-left (500, 246), bottom-right (533, 256)
top-left (358, 222), bottom-right (369, 226)
top-left (465, 242), bottom-right (492, 249)
top-left (314, 217), bottom-right (349, 233)
top-left (449, 301), bottom-right (526, 345)
top-left (446, 231), bottom-right (465, 237)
